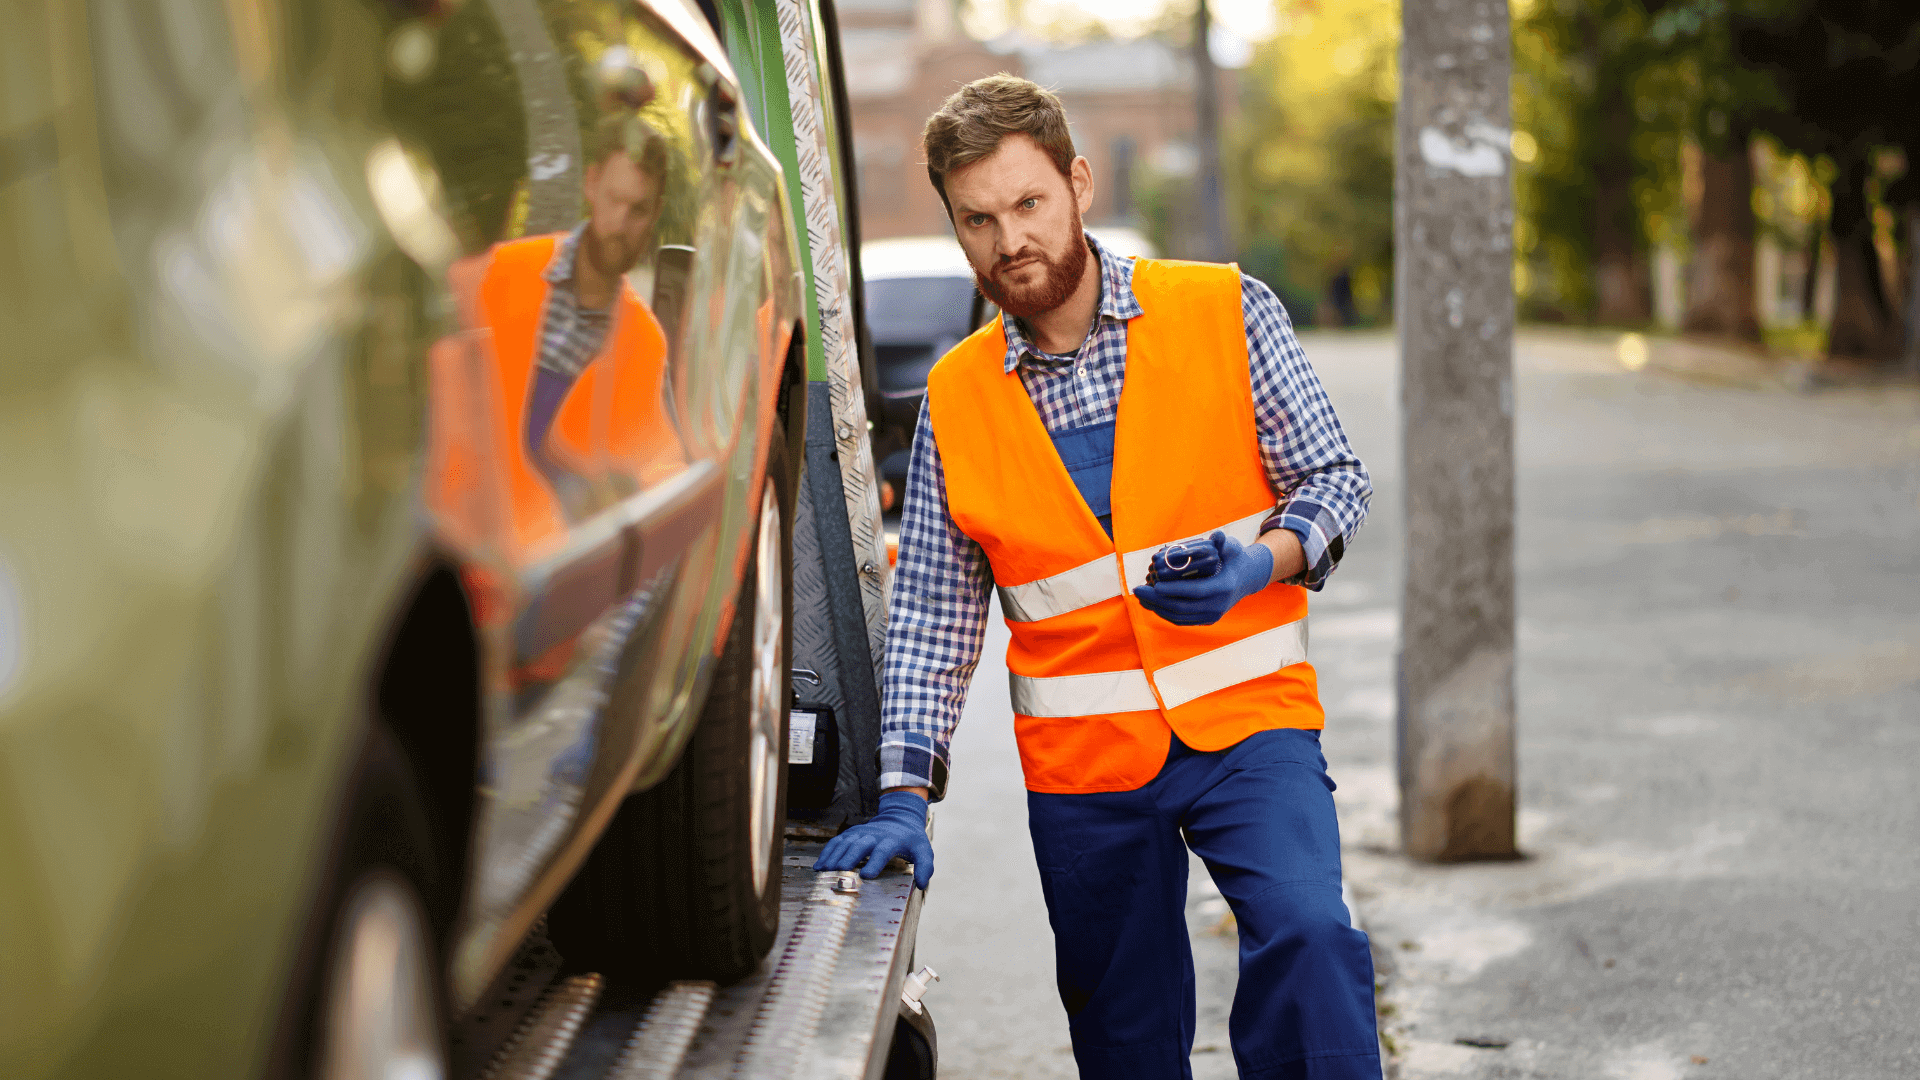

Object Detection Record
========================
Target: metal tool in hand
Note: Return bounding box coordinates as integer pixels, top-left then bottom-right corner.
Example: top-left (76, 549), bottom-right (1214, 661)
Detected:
top-left (1146, 538), bottom-right (1222, 584)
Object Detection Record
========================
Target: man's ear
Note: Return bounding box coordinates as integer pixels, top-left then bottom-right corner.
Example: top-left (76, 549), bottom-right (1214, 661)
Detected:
top-left (1070, 155), bottom-right (1095, 217)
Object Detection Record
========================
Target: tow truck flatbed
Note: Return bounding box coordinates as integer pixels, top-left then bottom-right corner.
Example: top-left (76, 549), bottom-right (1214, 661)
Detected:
top-left (458, 833), bottom-right (929, 1080)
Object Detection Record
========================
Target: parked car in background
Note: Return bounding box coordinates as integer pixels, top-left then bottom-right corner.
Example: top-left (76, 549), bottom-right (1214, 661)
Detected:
top-left (859, 236), bottom-right (981, 486)
top-left (0, 1), bottom-right (810, 1076)
top-left (1086, 225), bottom-right (1159, 261)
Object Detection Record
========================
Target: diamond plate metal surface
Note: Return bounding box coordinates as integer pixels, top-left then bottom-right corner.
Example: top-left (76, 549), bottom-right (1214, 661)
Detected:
top-left (773, 0), bottom-right (892, 684)
top-left (790, 455), bottom-right (847, 723)
top-left (790, 454), bottom-right (867, 824)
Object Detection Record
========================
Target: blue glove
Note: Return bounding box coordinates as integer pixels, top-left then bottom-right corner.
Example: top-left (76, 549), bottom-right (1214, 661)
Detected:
top-left (1145, 538), bottom-right (1221, 584)
top-left (812, 790), bottom-right (934, 890)
top-left (1132, 530), bottom-right (1274, 626)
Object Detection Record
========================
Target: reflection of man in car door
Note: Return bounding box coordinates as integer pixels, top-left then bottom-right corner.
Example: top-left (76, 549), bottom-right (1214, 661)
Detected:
top-left (485, 114), bottom-right (686, 525)
top-left (425, 112), bottom-right (690, 692)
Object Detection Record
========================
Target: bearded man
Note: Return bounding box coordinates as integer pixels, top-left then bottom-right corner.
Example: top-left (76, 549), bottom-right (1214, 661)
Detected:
top-left (816, 75), bottom-right (1381, 1080)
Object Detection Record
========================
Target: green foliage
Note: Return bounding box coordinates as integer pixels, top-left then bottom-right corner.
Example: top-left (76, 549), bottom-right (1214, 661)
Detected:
top-left (1228, 1), bottom-right (1399, 325)
top-left (1511, 0), bottom-right (1698, 321)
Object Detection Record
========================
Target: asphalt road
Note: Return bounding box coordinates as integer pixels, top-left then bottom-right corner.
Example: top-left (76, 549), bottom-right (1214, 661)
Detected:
top-left (908, 328), bottom-right (1920, 1080)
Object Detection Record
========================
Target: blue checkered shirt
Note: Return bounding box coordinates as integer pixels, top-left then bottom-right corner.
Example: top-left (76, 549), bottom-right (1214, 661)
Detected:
top-left (880, 233), bottom-right (1372, 798)
top-left (539, 223), bottom-right (611, 377)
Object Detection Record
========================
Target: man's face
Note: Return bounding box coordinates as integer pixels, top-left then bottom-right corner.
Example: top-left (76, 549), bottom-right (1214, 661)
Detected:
top-left (582, 152), bottom-right (664, 277)
top-left (944, 133), bottom-right (1095, 320)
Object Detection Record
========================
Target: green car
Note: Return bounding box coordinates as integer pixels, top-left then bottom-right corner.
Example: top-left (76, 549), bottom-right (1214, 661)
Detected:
top-left (0, 0), bottom-right (857, 1075)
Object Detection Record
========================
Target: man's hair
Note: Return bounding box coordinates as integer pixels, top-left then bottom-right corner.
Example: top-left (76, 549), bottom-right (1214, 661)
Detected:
top-left (587, 112), bottom-right (670, 176)
top-left (922, 74), bottom-right (1076, 216)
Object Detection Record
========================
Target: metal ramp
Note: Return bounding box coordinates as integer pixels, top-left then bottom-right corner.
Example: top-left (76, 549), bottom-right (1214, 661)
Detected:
top-left (458, 842), bottom-right (925, 1080)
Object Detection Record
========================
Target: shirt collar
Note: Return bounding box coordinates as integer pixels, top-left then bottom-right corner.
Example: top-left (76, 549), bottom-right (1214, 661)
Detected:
top-left (543, 221), bottom-right (591, 286)
top-left (1001, 231), bottom-right (1142, 373)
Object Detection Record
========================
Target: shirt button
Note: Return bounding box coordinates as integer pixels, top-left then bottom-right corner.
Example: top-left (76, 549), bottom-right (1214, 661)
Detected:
top-left (1077, 368), bottom-right (1088, 378)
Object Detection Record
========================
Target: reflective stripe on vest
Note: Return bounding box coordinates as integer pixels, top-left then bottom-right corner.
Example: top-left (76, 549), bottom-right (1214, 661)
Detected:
top-left (1009, 667), bottom-right (1158, 718)
top-left (996, 507), bottom-right (1270, 623)
top-left (1007, 617), bottom-right (1306, 717)
top-left (1153, 618), bottom-right (1307, 709)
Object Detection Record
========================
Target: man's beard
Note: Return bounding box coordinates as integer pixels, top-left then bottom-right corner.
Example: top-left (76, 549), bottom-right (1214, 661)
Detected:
top-left (583, 224), bottom-right (643, 280)
top-left (975, 219), bottom-right (1090, 321)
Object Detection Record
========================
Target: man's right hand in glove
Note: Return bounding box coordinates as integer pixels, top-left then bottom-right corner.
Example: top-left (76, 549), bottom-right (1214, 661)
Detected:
top-left (812, 789), bottom-right (935, 890)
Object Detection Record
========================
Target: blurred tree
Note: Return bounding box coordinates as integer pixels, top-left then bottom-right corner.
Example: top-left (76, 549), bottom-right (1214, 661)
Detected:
top-left (1229, 0), bottom-right (1398, 326)
top-left (1734, 0), bottom-right (1918, 361)
top-left (1646, 0), bottom-right (1795, 342)
top-left (1513, 0), bottom-right (1689, 324)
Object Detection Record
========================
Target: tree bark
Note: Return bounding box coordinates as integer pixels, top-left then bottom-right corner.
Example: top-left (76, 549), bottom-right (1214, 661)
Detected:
top-left (1395, 0), bottom-right (1516, 863)
top-left (1905, 206), bottom-right (1920, 375)
top-left (1800, 216), bottom-right (1822, 322)
top-left (1826, 154), bottom-right (1903, 361)
top-left (1681, 129), bottom-right (1762, 342)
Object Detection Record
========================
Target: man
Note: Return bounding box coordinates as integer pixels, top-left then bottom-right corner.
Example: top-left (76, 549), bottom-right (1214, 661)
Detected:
top-left (443, 111), bottom-right (679, 548)
top-left (510, 112), bottom-right (680, 516)
top-left (816, 76), bottom-right (1380, 1079)
top-left (426, 112), bottom-right (680, 685)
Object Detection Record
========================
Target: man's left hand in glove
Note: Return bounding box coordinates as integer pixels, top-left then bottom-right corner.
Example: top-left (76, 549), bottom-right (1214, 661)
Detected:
top-left (812, 789), bottom-right (935, 890)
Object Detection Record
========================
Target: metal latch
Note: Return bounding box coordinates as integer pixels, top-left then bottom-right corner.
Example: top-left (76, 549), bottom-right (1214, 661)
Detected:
top-left (900, 967), bottom-right (940, 1016)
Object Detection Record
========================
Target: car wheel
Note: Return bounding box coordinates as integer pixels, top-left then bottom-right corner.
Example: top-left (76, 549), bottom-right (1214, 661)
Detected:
top-left (274, 724), bottom-right (449, 1080)
top-left (317, 872), bottom-right (446, 1080)
top-left (548, 419), bottom-right (793, 984)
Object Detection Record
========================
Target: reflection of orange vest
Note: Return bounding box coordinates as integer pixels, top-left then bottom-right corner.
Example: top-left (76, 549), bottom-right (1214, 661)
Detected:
top-left (425, 234), bottom-right (679, 565)
top-left (926, 259), bottom-right (1322, 795)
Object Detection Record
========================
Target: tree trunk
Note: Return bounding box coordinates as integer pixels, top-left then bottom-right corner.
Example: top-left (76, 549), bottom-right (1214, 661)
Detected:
top-left (1905, 206), bottom-right (1920, 375)
top-left (1826, 154), bottom-right (1903, 362)
top-left (1591, 44), bottom-right (1649, 323)
top-left (1800, 218), bottom-right (1822, 322)
top-left (1681, 128), bottom-right (1761, 341)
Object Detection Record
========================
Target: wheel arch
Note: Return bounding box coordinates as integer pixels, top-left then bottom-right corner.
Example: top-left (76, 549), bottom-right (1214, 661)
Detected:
top-left (778, 318), bottom-right (808, 506)
top-left (370, 555), bottom-right (482, 940)
top-left (259, 553), bottom-right (479, 1079)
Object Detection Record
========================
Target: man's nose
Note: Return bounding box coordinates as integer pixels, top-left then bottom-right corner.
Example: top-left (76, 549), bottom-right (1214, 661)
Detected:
top-left (995, 225), bottom-right (1029, 260)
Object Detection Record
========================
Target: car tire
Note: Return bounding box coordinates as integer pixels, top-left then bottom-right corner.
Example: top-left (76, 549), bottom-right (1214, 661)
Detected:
top-left (275, 723), bottom-right (449, 1080)
top-left (548, 420), bottom-right (794, 985)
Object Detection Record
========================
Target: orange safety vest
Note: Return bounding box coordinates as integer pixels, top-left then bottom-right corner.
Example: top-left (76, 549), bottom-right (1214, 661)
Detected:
top-left (426, 233), bottom-right (680, 565)
top-left (926, 258), bottom-right (1323, 794)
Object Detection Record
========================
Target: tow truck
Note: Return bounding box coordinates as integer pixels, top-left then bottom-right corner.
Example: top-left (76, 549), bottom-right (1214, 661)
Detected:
top-left (443, 2), bottom-right (934, 1076)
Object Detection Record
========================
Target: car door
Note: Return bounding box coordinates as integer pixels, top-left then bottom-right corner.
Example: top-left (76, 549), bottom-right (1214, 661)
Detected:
top-left (404, 0), bottom-right (675, 982)
top-left (569, 0), bottom-right (769, 794)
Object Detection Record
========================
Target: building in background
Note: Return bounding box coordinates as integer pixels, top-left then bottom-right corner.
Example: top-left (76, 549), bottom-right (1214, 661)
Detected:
top-left (839, 0), bottom-right (1237, 253)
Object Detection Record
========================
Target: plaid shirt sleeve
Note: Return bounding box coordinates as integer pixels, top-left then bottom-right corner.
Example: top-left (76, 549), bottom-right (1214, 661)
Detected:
top-left (1243, 274), bottom-right (1373, 588)
top-left (877, 398), bottom-right (992, 799)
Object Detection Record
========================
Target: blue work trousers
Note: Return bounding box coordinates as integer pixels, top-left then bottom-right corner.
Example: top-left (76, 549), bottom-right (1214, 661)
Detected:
top-left (1026, 728), bottom-right (1381, 1080)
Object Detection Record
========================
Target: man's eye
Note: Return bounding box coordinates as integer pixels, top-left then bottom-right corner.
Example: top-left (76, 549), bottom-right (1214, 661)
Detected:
top-left (1021, 198), bottom-right (1037, 210)
top-left (967, 215), bottom-right (987, 227)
